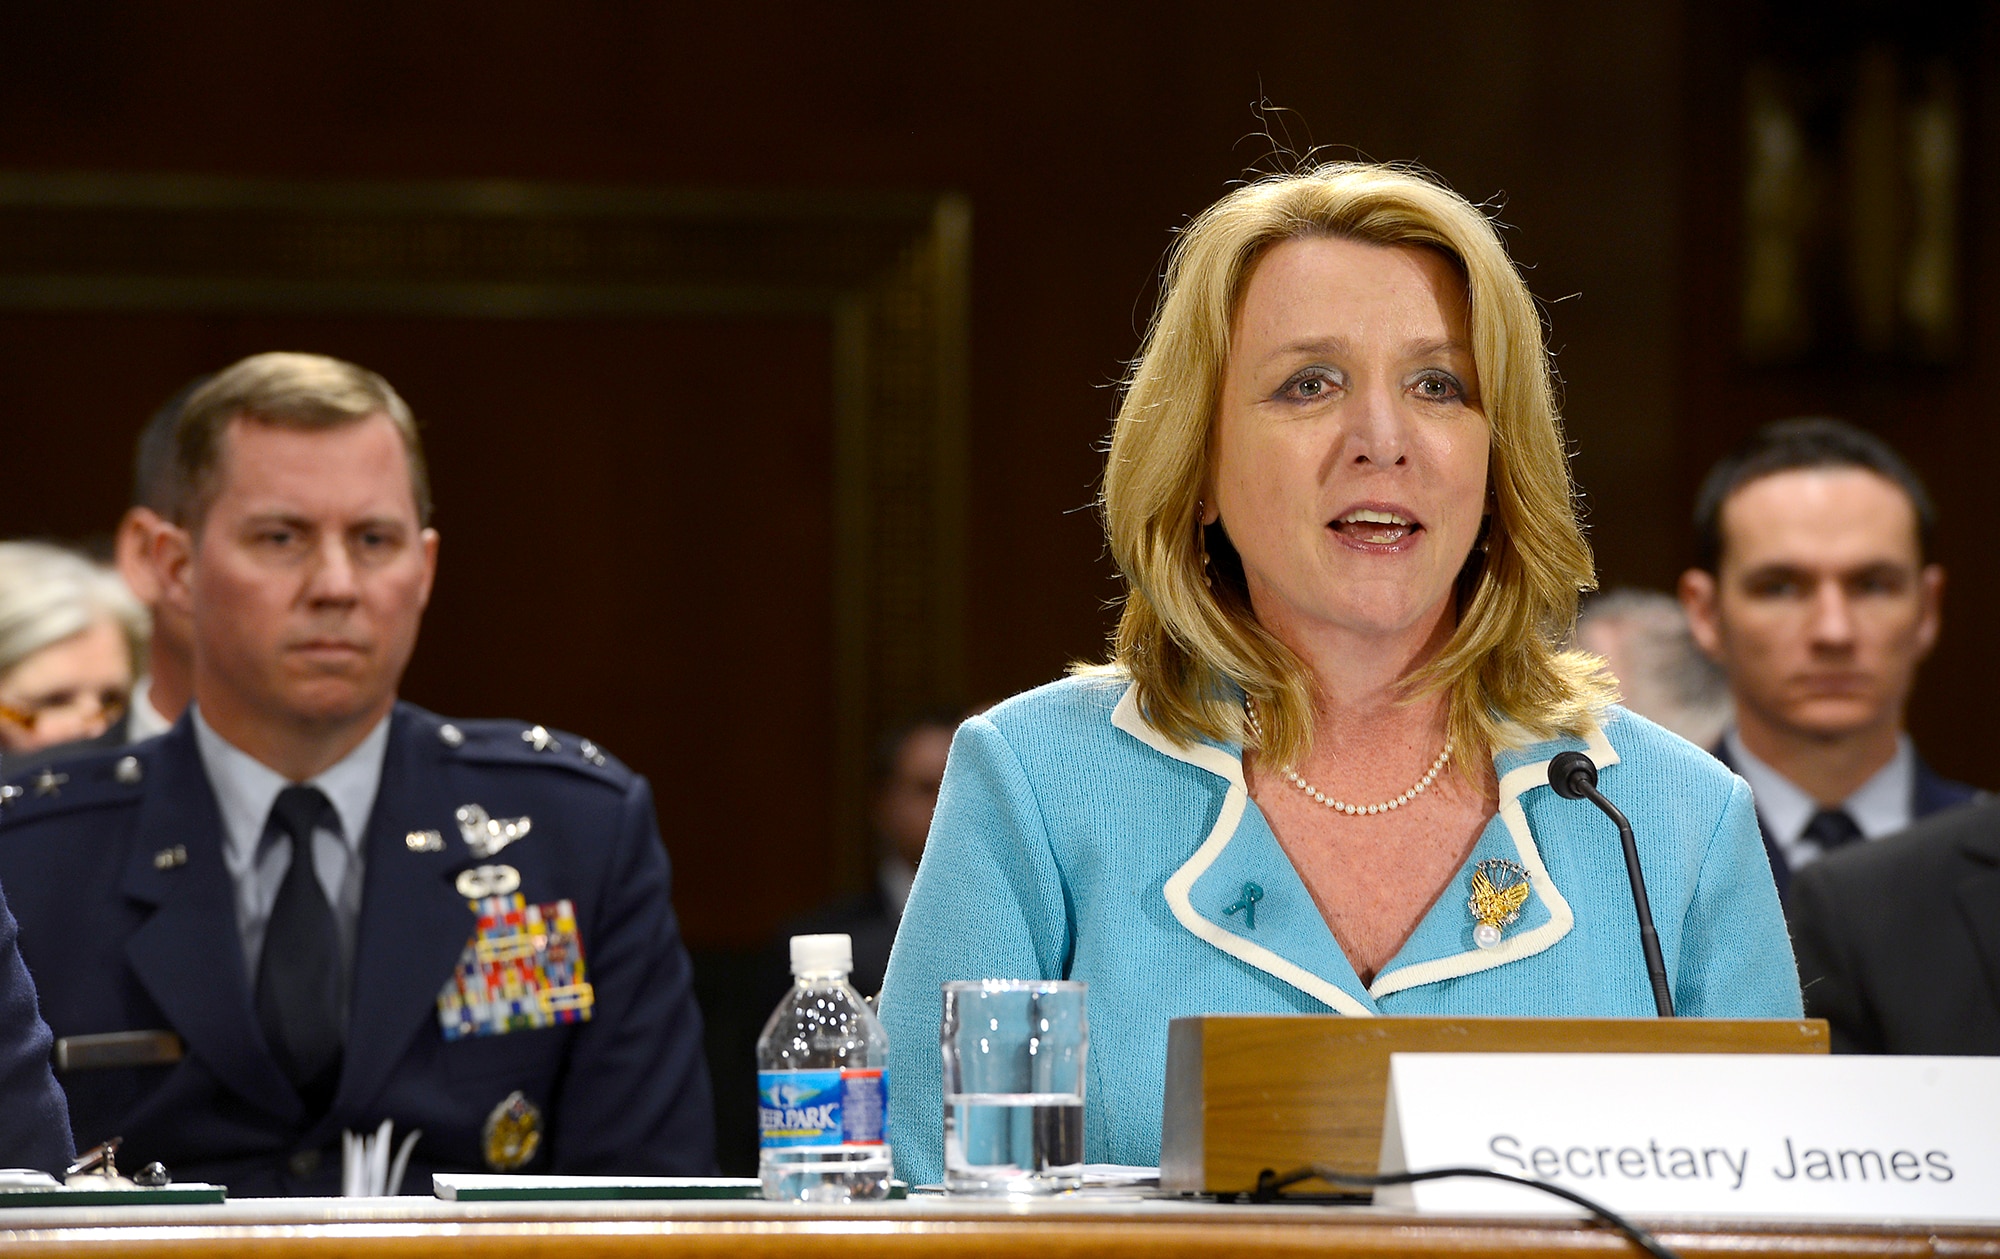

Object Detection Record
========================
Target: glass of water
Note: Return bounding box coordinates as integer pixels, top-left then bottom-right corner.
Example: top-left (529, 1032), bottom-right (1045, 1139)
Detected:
top-left (940, 979), bottom-right (1087, 1194)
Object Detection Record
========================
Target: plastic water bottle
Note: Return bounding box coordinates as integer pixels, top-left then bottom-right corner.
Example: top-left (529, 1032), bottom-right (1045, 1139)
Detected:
top-left (757, 933), bottom-right (893, 1201)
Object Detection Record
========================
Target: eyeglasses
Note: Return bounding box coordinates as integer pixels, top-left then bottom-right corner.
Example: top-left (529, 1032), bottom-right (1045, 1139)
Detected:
top-left (0, 689), bottom-right (130, 735)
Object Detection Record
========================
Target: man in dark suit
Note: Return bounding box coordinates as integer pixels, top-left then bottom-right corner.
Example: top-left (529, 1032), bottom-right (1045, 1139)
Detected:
top-left (1788, 796), bottom-right (2000, 1053)
top-left (704, 709), bottom-right (956, 1176)
top-left (776, 709), bottom-right (957, 999)
top-left (101, 378), bottom-right (206, 745)
top-left (0, 352), bottom-right (712, 1193)
top-left (1679, 419), bottom-right (1979, 900)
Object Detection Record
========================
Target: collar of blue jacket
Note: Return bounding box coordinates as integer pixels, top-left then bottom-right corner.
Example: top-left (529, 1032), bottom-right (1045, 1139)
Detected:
top-left (1121, 683), bottom-right (1620, 1012)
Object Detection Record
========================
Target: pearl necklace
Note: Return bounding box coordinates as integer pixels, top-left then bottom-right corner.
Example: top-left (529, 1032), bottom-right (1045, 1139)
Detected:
top-left (1243, 700), bottom-right (1453, 817)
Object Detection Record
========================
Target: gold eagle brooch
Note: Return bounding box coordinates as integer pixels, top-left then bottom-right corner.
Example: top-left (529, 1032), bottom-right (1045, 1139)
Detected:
top-left (1468, 858), bottom-right (1531, 950)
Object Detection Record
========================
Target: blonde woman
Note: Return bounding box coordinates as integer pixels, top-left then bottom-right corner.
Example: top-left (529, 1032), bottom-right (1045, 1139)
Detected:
top-left (879, 164), bottom-right (1799, 1183)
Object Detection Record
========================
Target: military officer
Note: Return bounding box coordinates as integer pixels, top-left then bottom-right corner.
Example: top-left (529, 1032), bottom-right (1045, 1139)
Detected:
top-left (0, 352), bottom-right (712, 1193)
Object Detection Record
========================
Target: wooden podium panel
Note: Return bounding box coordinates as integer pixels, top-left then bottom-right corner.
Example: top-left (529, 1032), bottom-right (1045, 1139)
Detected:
top-left (1160, 1016), bottom-right (1829, 1195)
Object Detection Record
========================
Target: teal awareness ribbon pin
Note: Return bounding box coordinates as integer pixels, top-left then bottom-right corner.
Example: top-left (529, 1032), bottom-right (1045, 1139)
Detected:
top-left (1223, 882), bottom-right (1264, 930)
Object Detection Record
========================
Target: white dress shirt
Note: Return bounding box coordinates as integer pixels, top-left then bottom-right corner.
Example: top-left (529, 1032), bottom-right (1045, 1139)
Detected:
top-left (125, 675), bottom-right (175, 743)
top-left (1723, 728), bottom-right (1915, 874)
top-left (191, 706), bottom-right (389, 1001)
top-left (878, 856), bottom-right (916, 921)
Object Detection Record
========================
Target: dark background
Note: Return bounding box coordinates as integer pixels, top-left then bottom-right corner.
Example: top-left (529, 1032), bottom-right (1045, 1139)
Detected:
top-left (1, 1), bottom-right (1993, 1163)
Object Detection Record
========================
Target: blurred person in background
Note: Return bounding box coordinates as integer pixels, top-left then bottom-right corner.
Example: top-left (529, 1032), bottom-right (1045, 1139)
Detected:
top-left (1574, 589), bottom-right (1732, 748)
top-left (706, 708), bottom-right (960, 1176)
top-left (871, 713), bottom-right (957, 917)
top-left (0, 542), bottom-right (147, 756)
top-left (3, 382), bottom-right (203, 771)
top-left (112, 379), bottom-right (208, 744)
top-left (879, 163), bottom-right (1799, 1185)
top-left (1679, 419), bottom-right (1978, 901)
top-left (1787, 794), bottom-right (2000, 1055)
top-left (779, 708), bottom-right (958, 998)
top-left (0, 548), bottom-right (77, 1172)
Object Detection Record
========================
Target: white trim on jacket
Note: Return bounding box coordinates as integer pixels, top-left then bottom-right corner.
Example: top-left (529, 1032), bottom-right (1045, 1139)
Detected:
top-left (1111, 682), bottom-right (1617, 1011)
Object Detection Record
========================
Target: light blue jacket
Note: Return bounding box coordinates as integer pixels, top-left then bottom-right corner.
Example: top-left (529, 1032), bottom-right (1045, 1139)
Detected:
top-left (879, 675), bottom-right (1801, 1184)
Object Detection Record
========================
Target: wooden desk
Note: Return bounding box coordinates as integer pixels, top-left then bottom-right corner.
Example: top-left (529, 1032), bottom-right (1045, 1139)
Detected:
top-left (2, 1196), bottom-right (1995, 1258)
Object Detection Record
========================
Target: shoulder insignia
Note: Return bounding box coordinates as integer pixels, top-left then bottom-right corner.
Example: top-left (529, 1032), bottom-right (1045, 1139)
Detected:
top-left (0, 748), bottom-right (152, 829)
top-left (428, 717), bottom-right (633, 788)
top-left (522, 725), bottom-right (560, 753)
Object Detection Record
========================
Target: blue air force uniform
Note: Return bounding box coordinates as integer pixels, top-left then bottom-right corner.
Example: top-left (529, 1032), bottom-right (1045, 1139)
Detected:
top-left (0, 703), bottom-right (713, 1194)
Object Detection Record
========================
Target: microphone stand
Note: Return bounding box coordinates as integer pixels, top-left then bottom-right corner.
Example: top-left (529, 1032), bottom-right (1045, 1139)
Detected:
top-left (1547, 751), bottom-right (1675, 1018)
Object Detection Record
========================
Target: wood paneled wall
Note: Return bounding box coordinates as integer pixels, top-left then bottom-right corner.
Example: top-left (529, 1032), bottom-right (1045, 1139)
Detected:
top-left (0, 1), bottom-right (1990, 948)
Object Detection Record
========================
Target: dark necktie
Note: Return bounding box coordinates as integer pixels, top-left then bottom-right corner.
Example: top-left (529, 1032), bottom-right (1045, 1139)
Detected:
top-left (1802, 808), bottom-right (1864, 854)
top-left (254, 785), bottom-right (344, 1108)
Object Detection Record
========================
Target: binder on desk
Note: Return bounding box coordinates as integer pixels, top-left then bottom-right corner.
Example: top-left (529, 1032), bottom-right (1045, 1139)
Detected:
top-left (434, 1174), bottom-right (763, 1200)
top-left (1158, 1015), bottom-right (1828, 1196)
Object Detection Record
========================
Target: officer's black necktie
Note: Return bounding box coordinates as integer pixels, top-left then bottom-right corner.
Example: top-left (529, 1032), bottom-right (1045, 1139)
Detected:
top-left (1802, 807), bottom-right (1864, 854)
top-left (254, 785), bottom-right (344, 1108)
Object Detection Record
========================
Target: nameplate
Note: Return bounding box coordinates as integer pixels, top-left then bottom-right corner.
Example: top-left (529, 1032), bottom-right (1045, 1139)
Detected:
top-left (54, 1030), bottom-right (184, 1073)
top-left (1378, 1053), bottom-right (2000, 1222)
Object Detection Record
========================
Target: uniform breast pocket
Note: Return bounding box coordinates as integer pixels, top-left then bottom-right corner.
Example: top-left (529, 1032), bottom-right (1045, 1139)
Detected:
top-left (440, 1022), bottom-right (570, 1091)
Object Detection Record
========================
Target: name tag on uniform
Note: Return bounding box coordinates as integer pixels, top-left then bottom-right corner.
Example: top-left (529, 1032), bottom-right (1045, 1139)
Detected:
top-left (437, 893), bottom-right (595, 1041)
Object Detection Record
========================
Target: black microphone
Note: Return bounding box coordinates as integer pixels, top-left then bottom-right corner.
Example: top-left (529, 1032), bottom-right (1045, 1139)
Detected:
top-left (1547, 751), bottom-right (1675, 1018)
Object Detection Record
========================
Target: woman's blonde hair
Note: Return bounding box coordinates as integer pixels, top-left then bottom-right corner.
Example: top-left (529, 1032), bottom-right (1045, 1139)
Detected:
top-left (1092, 162), bottom-right (1610, 768)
